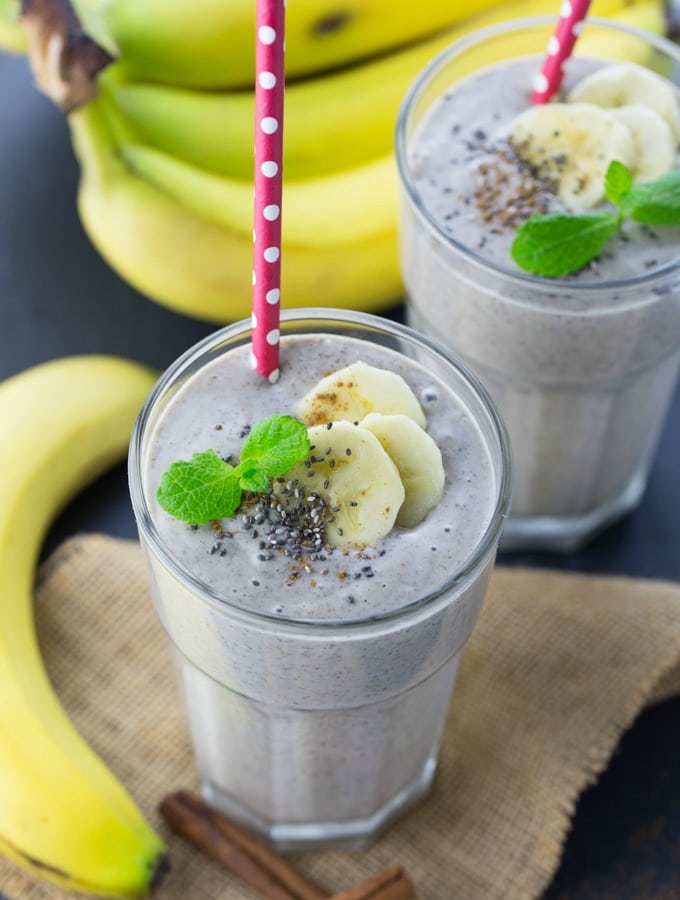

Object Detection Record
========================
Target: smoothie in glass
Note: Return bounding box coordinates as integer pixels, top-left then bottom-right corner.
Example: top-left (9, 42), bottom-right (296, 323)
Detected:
top-left (396, 17), bottom-right (680, 551)
top-left (128, 310), bottom-right (511, 850)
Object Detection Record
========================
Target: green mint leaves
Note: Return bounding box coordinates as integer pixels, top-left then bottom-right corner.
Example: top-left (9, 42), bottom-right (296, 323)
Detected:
top-left (511, 162), bottom-right (680, 277)
top-left (604, 158), bottom-right (633, 204)
top-left (157, 414), bottom-right (310, 524)
top-left (157, 451), bottom-right (243, 524)
top-left (511, 213), bottom-right (619, 279)
top-left (618, 169), bottom-right (680, 224)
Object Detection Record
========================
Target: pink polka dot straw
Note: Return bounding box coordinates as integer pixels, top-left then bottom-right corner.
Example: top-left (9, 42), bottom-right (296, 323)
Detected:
top-left (252, 0), bottom-right (285, 383)
top-left (531, 0), bottom-right (592, 104)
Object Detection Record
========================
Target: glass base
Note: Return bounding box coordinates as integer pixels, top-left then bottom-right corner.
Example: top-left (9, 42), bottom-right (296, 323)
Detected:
top-left (501, 470), bottom-right (646, 553)
top-left (201, 755), bottom-right (437, 852)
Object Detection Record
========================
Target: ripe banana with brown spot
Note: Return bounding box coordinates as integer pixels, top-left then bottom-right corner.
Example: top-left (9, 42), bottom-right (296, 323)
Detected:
top-left (0, 355), bottom-right (167, 896)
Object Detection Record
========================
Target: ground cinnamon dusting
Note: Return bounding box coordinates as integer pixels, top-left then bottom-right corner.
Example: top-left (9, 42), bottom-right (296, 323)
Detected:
top-left (470, 140), bottom-right (552, 231)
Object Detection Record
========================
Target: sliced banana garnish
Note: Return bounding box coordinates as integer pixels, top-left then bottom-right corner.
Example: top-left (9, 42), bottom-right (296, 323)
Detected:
top-left (568, 62), bottom-right (680, 142)
top-left (509, 102), bottom-right (637, 210)
top-left (610, 105), bottom-right (676, 182)
top-left (296, 361), bottom-right (426, 429)
top-left (279, 421), bottom-right (405, 548)
top-left (359, 413), bottom-right (445, 528)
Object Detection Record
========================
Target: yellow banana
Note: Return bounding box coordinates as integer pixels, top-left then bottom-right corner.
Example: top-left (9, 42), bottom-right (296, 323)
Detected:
top-left (0, 0), bottom-right (26, 52)
top-left (575, 0), bottom-right (668, 64)
top-left (96, 0), bottom-right (660, 182)
top-left (71, 99), bottom-right (402, 323)
top-left (0, 356), bottom-right (166, 896)
top-left (70, 0), bottom-right (511, 89)
top-left (98, 27), bottom-right (457, 181)
top-left (118, 141), bottom-right (397, 246)
top-left (416, 0), bottom-right (667, 85)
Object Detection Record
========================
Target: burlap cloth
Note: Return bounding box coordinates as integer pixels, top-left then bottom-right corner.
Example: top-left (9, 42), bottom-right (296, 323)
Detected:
top-left (4, 535), bottom-right (680, 900)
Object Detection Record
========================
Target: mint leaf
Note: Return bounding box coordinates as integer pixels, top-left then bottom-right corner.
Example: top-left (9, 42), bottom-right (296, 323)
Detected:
top-left (511, 212), bottom-right (619, 277)
top-left (605, 160), bottom-right (633, 205)
top-left (618, 169), bottom-right (680, 225)
top-left (157, 450), bottom-right (242, 524)
top-left (238, 468), bottom-right (271, 493)
top-left (157, 414), bottom-right (311, 524)
top-left (240, 414), bottom-right (310, 477)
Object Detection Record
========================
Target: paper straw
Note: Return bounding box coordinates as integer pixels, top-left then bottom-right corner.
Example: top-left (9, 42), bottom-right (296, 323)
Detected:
top-left (251, 0), bottom-right (285, 383)
top-left (531, 0), bottom-right (592, 104)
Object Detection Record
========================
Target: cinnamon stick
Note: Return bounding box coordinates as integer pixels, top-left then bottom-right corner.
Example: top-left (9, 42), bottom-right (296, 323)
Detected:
top-left (328, 865), bottom-right (415, 900)
top-left (159, 789), bottom-right (417, 900)
top-left (159, 789), bottom-right (327, 900)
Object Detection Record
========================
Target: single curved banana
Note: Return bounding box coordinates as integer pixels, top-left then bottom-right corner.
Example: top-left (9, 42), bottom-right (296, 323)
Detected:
top-left (70, 99), bottom-right (402, 323)
top-left (278, 421), bottom-right (405, 548)
top-left (296, 361), bottom-right (426, 429)
top-left (117, 140), bottom-right (397, 247)
top-left (0, 356), bottom-right (166, 896)
top-left (70, 0), bottom-right (505, 89)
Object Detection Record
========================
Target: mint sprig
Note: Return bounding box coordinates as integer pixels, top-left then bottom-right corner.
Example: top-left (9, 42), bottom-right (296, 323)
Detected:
top-left (157, 414), bottom-right (310, 524)
top-left (511, 162), bottom-right (680, 277)
top-left (511, 213), bottom-right (619, 279)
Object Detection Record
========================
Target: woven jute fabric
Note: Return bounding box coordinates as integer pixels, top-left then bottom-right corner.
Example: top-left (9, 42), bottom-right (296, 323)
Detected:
top-left (4, 534), bottom-right (680, 900)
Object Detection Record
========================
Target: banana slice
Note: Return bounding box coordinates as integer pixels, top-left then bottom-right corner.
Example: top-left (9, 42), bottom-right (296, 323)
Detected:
top-left (278, 421), bottom-right (405, 548)
top-left (568, 62), bottom-right (680, 142)
top-left (610, 105), bottom-right (676, 182)
top-left (359, 413), bottom-right (445, 528)
top-left (509, 102), bottom-right (637, 210)
top-left (296, 361), bottom-right (426, 428)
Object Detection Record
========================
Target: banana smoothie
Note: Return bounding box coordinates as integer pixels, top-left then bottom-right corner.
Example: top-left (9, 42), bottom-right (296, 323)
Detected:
top-left (130, 311), bottom-right (511, 849)
top-left (397, 19), bottom-right (680, 549)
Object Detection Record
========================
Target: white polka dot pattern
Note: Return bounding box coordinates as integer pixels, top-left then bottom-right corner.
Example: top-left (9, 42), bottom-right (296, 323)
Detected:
top-left (531, 0), bottom-right (592, 105)
top-left (252, 0), bottom-right (285, 383)
top-left (259, 71), bottom-right (276, 89)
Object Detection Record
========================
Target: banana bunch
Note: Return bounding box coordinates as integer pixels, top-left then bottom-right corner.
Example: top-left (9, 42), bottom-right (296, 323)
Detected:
top-left (20, 0), bottom-right (669, 323)
top-left (0, 356), bottom-right (167, 896)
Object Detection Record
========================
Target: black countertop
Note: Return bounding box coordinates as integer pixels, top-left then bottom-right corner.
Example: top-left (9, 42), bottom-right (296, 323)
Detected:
top-left (2, 51), bottom-right (679, 898)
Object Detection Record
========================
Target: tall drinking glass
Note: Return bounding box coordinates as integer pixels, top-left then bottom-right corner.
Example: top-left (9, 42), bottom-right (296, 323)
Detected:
top-left (129, 309), bottom-right (511, 850)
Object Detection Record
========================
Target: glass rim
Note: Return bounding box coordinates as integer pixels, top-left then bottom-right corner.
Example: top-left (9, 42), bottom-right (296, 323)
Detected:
top-left (128, 308), bottom-right (513, 631)
top-left (395, 14), bottom-right (680, 295)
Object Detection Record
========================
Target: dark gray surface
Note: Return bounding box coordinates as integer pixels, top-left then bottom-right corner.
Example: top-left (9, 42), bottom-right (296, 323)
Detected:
top-left (1, 50), bottom-right (679, 898)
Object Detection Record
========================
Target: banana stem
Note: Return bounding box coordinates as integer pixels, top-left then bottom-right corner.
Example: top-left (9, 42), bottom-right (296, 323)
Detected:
top-left (21, 0), bottom-right (112, 112)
